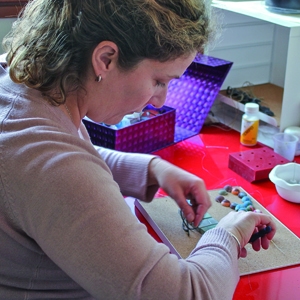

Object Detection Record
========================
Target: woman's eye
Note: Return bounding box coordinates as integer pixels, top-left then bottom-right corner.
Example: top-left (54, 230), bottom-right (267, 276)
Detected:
top-left (156, 81), bottom-right (166, 88)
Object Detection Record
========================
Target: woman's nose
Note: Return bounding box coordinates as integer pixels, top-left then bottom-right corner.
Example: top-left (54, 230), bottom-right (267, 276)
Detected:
top-left (149, 88), bottom-right (168, 108)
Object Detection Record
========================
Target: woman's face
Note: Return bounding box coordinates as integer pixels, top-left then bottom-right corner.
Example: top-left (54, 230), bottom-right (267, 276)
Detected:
top-left (86, 53), bottom-right (196, 125)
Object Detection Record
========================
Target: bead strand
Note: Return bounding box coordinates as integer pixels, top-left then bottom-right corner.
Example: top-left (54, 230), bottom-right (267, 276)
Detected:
top-left (215, 185), bottom-right (262, 214)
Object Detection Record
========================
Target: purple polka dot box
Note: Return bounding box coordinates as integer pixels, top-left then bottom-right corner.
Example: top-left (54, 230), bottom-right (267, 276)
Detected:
top-left (83, 55), bottom-right (233, 153)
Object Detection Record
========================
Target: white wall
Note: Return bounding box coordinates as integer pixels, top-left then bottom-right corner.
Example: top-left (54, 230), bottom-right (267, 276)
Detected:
top-left (208, 7), bottom-right (287, 90)
top-left (0, 18), bottom-right (16, 54)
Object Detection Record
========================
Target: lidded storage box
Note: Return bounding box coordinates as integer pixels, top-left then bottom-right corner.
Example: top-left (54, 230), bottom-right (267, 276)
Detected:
top-left (83, 55), bottom-right (233, 153)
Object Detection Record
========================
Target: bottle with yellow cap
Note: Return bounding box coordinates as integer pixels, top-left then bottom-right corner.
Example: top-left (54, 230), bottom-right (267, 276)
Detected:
top-left (240, 103), bottom-right (259, 146)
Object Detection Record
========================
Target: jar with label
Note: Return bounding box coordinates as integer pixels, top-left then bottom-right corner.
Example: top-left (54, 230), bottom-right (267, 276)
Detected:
top-left (240, 103), bottom-right (259, 146)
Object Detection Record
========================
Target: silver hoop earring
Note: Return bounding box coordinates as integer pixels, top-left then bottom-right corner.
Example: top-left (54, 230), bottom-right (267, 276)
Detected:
top-left (95, 75), bottom-right (102, 82)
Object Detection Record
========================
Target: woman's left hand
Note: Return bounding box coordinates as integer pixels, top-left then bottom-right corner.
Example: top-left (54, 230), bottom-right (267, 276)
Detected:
top-left (148, 158), bottom-right (211, 227)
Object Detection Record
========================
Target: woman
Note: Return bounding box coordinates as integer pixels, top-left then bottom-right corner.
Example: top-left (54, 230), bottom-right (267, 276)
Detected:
top-left (0, 0), bottom-right (276, 299)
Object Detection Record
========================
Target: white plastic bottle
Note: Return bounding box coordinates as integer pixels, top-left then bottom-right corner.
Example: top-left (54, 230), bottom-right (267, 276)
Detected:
top-left (240, 103), bottom-right (259, 146)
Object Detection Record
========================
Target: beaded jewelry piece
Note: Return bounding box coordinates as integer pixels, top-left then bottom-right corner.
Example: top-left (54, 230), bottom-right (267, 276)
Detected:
top-left (215, 185), bottom-right (262, 213)
top-left (179, 209), bottom-right (218, 236)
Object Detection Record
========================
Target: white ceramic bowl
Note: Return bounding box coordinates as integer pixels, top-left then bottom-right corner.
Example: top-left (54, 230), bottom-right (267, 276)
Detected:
top-left (269, 163), bottom-right (300, 203)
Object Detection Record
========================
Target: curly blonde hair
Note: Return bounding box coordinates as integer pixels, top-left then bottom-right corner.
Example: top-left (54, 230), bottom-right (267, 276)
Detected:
top-left (3, 0), bottom-right (213, 105)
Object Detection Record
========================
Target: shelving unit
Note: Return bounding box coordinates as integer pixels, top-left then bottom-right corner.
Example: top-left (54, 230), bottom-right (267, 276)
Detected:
top-left (209, 1), bottom-right (300, 133)
top-left (218, 83), bottom-right (282, 126)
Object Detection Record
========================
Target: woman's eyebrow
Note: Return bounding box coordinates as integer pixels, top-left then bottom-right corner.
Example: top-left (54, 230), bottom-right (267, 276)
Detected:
top-left (167, 74), bottom-right (180, 79)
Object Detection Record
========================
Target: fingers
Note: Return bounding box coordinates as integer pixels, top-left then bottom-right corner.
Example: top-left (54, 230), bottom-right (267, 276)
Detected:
top-left (180, 199), bottom-right (203, 227)
top-left (261, 236), bottom-right (271, 250)
top-left (240, 247), bottom-right (247, 258)
top-left (165, 173), bottom-right (211, 227)
top-left (250, 223), bottom-right (275, 251)
top-left (178, 200), bottom-right (209, 228)
top-left (182, 203), bottom-right (206, 228)
top-left (193, 205), bottom-right (206, 227)
top-left (218, 210), bottom-right (277, 254)
top-left (248, 225), bottom-right (272, 243)
top-left (253, 213), bottom-right (277, 233)
top-left (251, 233), bottom-right (271, 252)
top-left (253, 215), bottom-right (276, 248)
top-left (181, 190), bottom-right (211, 227)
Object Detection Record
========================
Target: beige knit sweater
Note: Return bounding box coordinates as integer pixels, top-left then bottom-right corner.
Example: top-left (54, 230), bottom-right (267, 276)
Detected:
top-left (0, 58), bottom-right (239, 300)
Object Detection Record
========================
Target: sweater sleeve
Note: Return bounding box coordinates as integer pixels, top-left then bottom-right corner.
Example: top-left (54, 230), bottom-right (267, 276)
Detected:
top-left (2, 111), bottom-right (240, 300)
top-left (79, 122), bottom-right (159, 202)
top-left (95, 146), bottom-right (159, 202)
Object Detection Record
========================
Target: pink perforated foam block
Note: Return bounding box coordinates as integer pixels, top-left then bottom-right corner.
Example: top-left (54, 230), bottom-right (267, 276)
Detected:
top-left (228, 147), bottom-right (290, 182)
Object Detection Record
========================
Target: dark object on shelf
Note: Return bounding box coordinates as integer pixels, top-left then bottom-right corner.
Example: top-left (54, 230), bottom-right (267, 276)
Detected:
top-left (265, 0), bottom-right (300, 13)
top-left (226, 86), bottom-right (275, 117)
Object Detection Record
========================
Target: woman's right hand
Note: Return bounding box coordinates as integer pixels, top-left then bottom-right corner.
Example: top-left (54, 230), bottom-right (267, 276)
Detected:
top-left (216, 211), bottom-right (276, 258)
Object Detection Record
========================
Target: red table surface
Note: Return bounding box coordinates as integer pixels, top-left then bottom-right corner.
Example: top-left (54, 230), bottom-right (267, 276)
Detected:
top-left (134, 124), bottom-right (300, 300)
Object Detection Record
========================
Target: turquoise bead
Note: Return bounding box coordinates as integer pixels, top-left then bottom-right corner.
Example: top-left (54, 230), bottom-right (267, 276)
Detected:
top-left (238, 192), bottom-right (247, 198)
top-left (241, 196), bottom-right (251, 202)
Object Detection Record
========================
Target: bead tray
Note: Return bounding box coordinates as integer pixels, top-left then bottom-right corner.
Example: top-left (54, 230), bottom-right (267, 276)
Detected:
top-left (135, 187), bottom-right (300, 276)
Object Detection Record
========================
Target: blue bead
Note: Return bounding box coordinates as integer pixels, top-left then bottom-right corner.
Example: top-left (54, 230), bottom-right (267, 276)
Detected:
top-left (230, 202), bottom-right (238, 210)
top-left (238, 192), bottom-right (247, 198)
top-left (243, 200), bottom-right (252, 207)
top-left (242, 196), bottom-right (251, 202)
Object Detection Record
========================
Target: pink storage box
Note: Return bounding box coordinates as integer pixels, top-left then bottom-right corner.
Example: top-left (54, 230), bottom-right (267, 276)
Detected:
top-left (83, 54), bottom-right (233, 153)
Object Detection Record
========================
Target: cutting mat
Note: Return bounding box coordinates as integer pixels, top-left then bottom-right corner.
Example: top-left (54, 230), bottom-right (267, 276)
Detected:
top-left (135, 187), bottom-right (300, 276)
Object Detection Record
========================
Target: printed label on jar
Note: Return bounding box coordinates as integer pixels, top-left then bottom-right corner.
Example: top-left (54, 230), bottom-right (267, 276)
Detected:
top-left (240, 120), bottom-right (259, 146)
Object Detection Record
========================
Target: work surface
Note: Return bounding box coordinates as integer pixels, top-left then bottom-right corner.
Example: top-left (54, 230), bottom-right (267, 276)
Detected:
top-left (137, 191), bottom-right (300, 276)
top-left (132, 125), bottom-right (300, 300)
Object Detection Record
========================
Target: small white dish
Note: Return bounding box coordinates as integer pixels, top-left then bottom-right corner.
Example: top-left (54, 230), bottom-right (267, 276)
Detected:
top-left (269, 163), bottom-right (300, 203)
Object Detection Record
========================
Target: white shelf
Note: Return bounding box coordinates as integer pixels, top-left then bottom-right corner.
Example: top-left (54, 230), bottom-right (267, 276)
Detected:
top-left (216, 93), bottom-right (278, 126)
top-left (210, 0), bottom-right (300, 131)
top-left (210, 96), bottom-right (279, 148)
top-left (212, 1), bottom-right (300, 27)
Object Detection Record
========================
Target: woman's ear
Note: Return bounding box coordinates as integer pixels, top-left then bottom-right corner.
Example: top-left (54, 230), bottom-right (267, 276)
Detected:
top-left (92, 41), bottom-right (119, 78)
